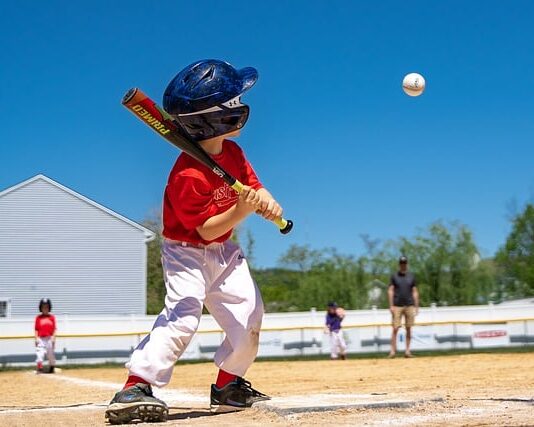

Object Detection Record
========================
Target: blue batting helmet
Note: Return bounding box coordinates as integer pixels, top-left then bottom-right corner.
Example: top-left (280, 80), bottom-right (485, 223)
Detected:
top-left (163, 59), bottom-right (258, 141)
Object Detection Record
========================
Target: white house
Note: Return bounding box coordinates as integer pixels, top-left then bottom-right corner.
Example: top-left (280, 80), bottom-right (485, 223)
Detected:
top-left (0, 175), bottom-right (155, 317)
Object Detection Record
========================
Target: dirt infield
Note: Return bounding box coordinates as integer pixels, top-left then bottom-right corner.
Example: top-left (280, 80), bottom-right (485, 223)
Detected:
top-left (1, 352), bottom-right (533, 426)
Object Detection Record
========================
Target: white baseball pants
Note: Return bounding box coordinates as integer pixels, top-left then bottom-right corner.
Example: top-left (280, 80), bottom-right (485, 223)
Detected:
top-left (127, 239), bottom-right (264, 388)
top-left (329, 330), bottom-right (347, 359)
top-left (36, 336), bottom-right (55, 365)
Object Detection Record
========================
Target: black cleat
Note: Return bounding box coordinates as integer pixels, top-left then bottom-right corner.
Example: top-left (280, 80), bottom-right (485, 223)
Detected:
top-left (210, 377), bottom-right (270, 412)
top-left (105, 383), bottom-right (168, 424)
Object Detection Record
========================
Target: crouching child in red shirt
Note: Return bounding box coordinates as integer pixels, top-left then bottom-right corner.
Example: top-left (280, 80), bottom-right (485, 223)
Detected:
top-left (105, 60), bottom-right (284, 424)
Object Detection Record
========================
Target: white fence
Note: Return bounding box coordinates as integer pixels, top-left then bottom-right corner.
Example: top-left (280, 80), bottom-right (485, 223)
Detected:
top-left (0, 303), bottom-right (532, 366)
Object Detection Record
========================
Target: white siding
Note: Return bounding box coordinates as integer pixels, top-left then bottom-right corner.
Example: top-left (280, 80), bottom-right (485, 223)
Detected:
top-left (0, 176), bottom-right (154, 316)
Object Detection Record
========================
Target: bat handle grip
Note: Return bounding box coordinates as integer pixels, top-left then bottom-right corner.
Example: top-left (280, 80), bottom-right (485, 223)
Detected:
top-left (231, 181), bottom-right (293, 234)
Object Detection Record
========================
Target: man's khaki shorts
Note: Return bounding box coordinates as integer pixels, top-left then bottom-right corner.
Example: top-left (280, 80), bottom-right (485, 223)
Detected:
top-left (392, 305), bottom-right (416, 328)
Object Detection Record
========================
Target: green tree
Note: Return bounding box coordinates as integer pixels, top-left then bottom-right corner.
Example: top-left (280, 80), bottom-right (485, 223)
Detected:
top-left (360, 234), bottom-right (395, 279)
top-left (142, 209), bottom-right (166, 315)
top-left (496, 203), bottom-right (534, 299)
top-left (272, 245), bottom-right (368, 311)
top-left (252, 268), bottom-right (301, 312)
top-left (398, 221), bottom-right (493, 306)
top-left (294, 249), bottom-right (364, 310)
top-left (278, 244), bottom-right (324, 272)
top-left (245, 229), bottom-right (256, 267)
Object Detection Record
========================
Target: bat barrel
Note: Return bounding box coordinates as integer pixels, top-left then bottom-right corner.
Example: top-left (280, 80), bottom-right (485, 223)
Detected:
top-left (122, 87), bottom-right (149, 107)
top-left (122, 88), bottom-right (138, 104)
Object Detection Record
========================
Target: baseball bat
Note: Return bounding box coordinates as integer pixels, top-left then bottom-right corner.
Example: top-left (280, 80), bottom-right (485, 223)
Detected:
top-left (121, 88), bottom-right (293, 235)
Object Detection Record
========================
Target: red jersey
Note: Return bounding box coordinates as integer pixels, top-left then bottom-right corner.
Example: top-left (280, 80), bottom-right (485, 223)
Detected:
top-left (35, 314), bottom-right (56, 337)
top-left (163, 140), bottom-right (263, 244)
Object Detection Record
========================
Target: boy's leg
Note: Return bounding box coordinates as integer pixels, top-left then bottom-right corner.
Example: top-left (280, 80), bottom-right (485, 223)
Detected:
top-left (330, 332), bottom-right (338, 359)
top-left (204, 242), bottom-right (268, 410)
top-left (106, 242), bottom-right (207, 424)
top-left (35, 338), bottom-right (45, 372)
top-left (338, 331), bottom-right (347, 359)
top-left (45, 337), bottom-right (56, 368)
top-left (127, 242), bottom-right (207, 387)
top-left (205, 245), bottom-right (263, 377)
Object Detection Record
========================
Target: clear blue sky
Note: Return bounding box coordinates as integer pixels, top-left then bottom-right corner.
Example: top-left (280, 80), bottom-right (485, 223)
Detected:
top-left (1, 1), bottom-right (533, 267)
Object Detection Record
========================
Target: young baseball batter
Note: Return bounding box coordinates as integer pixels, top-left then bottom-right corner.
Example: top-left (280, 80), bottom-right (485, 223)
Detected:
top-left (325, 302), bottom-right (347, 360)
top-left (34, 298), bottom-right (56, 373)
top-left (106, 60), bottom-right (283, 424)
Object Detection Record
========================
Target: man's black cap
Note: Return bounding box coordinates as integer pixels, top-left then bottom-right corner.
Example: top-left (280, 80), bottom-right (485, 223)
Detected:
top-left (399, 256), bottom-right (408, 264)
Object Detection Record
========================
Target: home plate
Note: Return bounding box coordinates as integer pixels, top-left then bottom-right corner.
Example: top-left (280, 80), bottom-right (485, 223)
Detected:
top-left (256, 393), bottom-right (443, 416)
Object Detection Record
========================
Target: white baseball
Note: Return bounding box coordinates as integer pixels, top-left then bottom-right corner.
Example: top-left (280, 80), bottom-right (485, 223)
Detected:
top-left (402, 73), bottom-right (425, 97)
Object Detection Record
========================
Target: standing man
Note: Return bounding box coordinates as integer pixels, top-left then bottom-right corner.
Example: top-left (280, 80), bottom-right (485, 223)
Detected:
top-left (388, 256), bottom-right (419, 358)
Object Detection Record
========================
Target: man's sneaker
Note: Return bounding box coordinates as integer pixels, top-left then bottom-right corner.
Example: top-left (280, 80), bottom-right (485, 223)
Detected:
top-left (210, 377), bottom-right (270, 412)
top-left (105, 383), bottom-right (168, 424)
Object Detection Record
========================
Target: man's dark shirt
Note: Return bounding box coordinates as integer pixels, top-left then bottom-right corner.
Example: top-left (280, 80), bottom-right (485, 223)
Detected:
top-left (390, 271), bottom-right (416, 306)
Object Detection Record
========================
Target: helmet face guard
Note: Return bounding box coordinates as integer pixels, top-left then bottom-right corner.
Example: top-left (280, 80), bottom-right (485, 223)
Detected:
top-left (177, 97), bottom-right (250, 141)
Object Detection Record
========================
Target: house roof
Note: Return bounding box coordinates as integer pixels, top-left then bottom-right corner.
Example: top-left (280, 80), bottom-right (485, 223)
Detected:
top-left (0, 174), bottom-right (156, 240)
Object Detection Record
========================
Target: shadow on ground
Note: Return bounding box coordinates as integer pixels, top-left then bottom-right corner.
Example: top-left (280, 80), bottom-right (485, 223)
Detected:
top-left (168, 409), bottom-right (224, 422)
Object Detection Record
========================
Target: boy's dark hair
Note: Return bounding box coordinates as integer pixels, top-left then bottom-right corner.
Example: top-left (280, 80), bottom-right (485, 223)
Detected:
top-left (39, 298), bottom-right (52, 312)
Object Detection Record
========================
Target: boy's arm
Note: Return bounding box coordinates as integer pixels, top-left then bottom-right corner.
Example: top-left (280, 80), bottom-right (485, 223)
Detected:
top-left (238, 147), bottom-right (282, 222)
top-left (255, 188), bottom-right (283, 221)
top-left (52, 316), bottom-right (57, 346)
top-left (34, 318), bottom-right (39, 345)
top-left (196, 185), bottom-right (261, 241)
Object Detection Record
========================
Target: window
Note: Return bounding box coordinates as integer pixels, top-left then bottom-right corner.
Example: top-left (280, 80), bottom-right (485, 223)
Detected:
top-left (0, 300), bottom-right (10, 317)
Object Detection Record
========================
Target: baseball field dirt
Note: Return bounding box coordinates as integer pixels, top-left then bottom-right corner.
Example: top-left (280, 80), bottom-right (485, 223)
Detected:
top-left (1, 351), bottom-right (533, 426)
